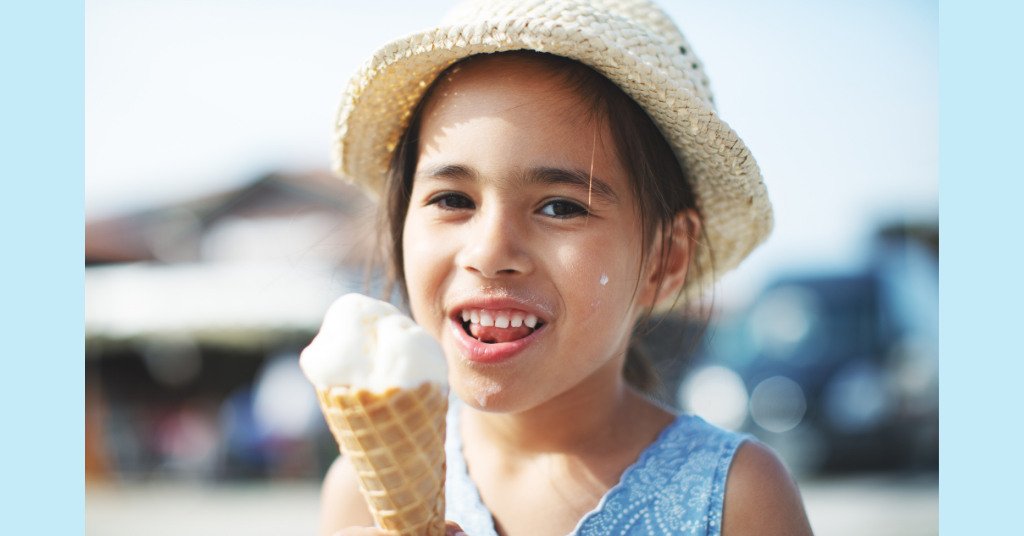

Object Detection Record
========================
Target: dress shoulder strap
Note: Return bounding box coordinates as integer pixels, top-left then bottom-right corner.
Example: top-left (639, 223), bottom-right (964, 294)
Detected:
top-left (572, 415), bottom-right (750, 536)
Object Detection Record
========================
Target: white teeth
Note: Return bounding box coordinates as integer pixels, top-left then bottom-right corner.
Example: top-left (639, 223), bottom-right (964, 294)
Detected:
top-left (480, 311), bottom-right (494, 327)
top-left (465, 308), bottom-right (538, 329)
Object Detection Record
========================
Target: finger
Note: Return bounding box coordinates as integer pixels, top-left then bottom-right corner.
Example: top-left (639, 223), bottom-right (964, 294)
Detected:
top-left (445, 520), bottom-right (468, 536)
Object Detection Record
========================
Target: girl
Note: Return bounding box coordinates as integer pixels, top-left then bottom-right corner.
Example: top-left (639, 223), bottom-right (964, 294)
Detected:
top-left (321, 1), bottom-right (812, 535)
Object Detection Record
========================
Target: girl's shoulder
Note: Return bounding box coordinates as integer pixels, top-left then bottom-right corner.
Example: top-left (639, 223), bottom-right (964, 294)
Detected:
top-left (719, 441), bottom-right (814, 536)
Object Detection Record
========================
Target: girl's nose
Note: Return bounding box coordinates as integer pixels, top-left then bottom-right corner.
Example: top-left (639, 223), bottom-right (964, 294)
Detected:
top-left (457, 209), bottom-right (533, 279)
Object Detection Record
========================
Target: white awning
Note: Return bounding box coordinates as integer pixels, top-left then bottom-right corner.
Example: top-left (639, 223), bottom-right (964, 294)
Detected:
top-left (85, 261), bottom-right (361, 340)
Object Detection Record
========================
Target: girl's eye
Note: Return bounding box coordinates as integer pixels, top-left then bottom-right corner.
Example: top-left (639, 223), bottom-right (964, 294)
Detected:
top-left (540, 199), bottom-right (589, 218)
top-left (429, 192), bottom-right (475, 210)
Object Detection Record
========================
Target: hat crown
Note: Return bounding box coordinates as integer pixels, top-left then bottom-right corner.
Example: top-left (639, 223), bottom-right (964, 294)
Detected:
top-left (441, 0), bottom-right (715, 111)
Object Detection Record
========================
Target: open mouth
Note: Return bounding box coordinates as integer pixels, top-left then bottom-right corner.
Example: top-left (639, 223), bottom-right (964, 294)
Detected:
top-left (459, 308), bottom-right (545, 344)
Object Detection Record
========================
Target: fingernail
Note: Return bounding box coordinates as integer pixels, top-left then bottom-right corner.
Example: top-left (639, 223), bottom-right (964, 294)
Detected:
top-left (455, 532), bottom-right (468, 536)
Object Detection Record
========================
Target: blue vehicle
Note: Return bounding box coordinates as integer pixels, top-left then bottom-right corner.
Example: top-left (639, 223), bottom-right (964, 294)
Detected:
top-left (676, 232), bottom-right (938, 474)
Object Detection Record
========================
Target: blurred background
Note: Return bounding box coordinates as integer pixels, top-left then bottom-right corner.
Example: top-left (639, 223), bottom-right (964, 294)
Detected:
top-left (85, 0), bottom-right (938, 535)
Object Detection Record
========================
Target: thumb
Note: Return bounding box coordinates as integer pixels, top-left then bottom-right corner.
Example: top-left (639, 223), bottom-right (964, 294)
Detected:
top-left (445, 520), bottom-right (468, 536)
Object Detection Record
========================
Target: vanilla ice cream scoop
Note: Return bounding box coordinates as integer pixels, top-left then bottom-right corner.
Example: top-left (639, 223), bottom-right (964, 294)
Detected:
top-left (299, 293), bottom-right (447, 391)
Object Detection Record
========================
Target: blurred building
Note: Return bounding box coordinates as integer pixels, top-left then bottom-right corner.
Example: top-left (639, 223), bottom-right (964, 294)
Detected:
top-left (85, 171), bottom-right (377, 481)
top-left (86, 170), bottom-right (376, 266)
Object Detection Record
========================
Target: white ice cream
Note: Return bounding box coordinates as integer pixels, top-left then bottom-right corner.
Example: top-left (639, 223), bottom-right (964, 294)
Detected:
top-left (299, 293), bottom-right (447, 391)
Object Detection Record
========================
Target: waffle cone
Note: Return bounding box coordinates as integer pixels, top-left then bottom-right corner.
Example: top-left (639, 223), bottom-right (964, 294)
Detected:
top-left (317, 382), bottom-right (447, 535)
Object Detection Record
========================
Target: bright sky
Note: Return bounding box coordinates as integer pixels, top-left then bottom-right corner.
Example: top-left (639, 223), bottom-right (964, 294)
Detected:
top-left (86, 0), bottom-right (938, 301)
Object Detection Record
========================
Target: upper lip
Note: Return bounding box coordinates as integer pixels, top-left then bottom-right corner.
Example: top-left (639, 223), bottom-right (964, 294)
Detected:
top-left (447, 293), bottom-right (553, 324)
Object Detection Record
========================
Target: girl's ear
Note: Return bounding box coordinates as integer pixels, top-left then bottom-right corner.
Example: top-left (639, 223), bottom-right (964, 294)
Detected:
top-left (639, 209), bottom-right (702, 309)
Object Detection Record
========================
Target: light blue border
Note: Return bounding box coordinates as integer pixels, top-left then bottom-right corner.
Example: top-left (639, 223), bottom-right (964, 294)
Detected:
top-left (0, 1), bottom-right (84, 534)
top-left (0, 0), bottom-right (1009, 533)
top-left (940, 0), bottom-right (1022, 533)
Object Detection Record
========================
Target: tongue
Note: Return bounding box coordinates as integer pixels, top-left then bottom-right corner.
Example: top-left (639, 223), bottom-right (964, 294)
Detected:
top-left (469, 324), bottom-right (534, 343)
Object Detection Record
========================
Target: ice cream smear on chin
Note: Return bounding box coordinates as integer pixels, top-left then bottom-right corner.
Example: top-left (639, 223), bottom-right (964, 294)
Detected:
top-left (299, 293), bottom-right (447, 392)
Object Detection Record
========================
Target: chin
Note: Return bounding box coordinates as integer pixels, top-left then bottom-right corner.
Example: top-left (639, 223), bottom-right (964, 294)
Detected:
top-left (451, 362), bottom-right (579, 415)
top-left (449, 368), bottom-right (537, 413)
top-left (450, 370), bottom-right (511, 412)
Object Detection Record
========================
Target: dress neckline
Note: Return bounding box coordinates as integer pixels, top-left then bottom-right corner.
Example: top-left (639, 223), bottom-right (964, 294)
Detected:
top-left (447, 399), bottom-right (688, 536)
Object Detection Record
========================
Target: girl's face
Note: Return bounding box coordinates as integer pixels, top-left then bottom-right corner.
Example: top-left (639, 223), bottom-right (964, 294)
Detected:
top-left (402, 59), bottom-right (658, 412)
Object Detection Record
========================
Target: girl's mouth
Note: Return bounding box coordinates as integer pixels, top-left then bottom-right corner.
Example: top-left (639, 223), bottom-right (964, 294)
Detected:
top-left (459, 307), bottom-right (544, 344)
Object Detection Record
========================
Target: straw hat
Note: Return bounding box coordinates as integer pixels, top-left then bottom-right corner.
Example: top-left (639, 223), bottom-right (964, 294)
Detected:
top-left (331, 0), bottom-right (773, 296)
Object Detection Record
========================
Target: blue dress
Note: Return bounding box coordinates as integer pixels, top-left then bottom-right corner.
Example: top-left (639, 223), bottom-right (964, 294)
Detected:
top-left (444, 398), bottom-right (751, 536)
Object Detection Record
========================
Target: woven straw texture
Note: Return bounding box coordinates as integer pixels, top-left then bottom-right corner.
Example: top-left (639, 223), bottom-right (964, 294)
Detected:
top-left (331, 0), bottom-right (773, 295)
top-left (317, 383), bottom-right (448, 535)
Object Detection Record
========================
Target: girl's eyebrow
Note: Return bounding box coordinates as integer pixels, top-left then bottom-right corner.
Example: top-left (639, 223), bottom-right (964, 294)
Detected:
top-left (415, 163), bottom-right (619, 205)
top-left (525, 167), bottom-right (619, 205)
top-left (415, 164), bottom-right (476, 182)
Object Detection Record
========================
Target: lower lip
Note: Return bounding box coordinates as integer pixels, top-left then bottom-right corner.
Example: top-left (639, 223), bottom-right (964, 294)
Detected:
top-left (449, 317), bottom-right (543, 364)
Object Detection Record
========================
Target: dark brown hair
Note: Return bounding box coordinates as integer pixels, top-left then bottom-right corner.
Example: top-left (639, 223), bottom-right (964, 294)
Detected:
top-left (376, 51), bottom-right (711, 394)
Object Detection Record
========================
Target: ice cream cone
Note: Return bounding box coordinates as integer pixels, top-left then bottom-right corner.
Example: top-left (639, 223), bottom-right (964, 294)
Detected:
top-left (317, 381), bottom-right (447, 536)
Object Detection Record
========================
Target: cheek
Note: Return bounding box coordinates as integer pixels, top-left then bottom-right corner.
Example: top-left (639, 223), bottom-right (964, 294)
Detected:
top-left (401, 219), bottom-right (447, 330)
top-left (554, 230), bottom-right (640, 324)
